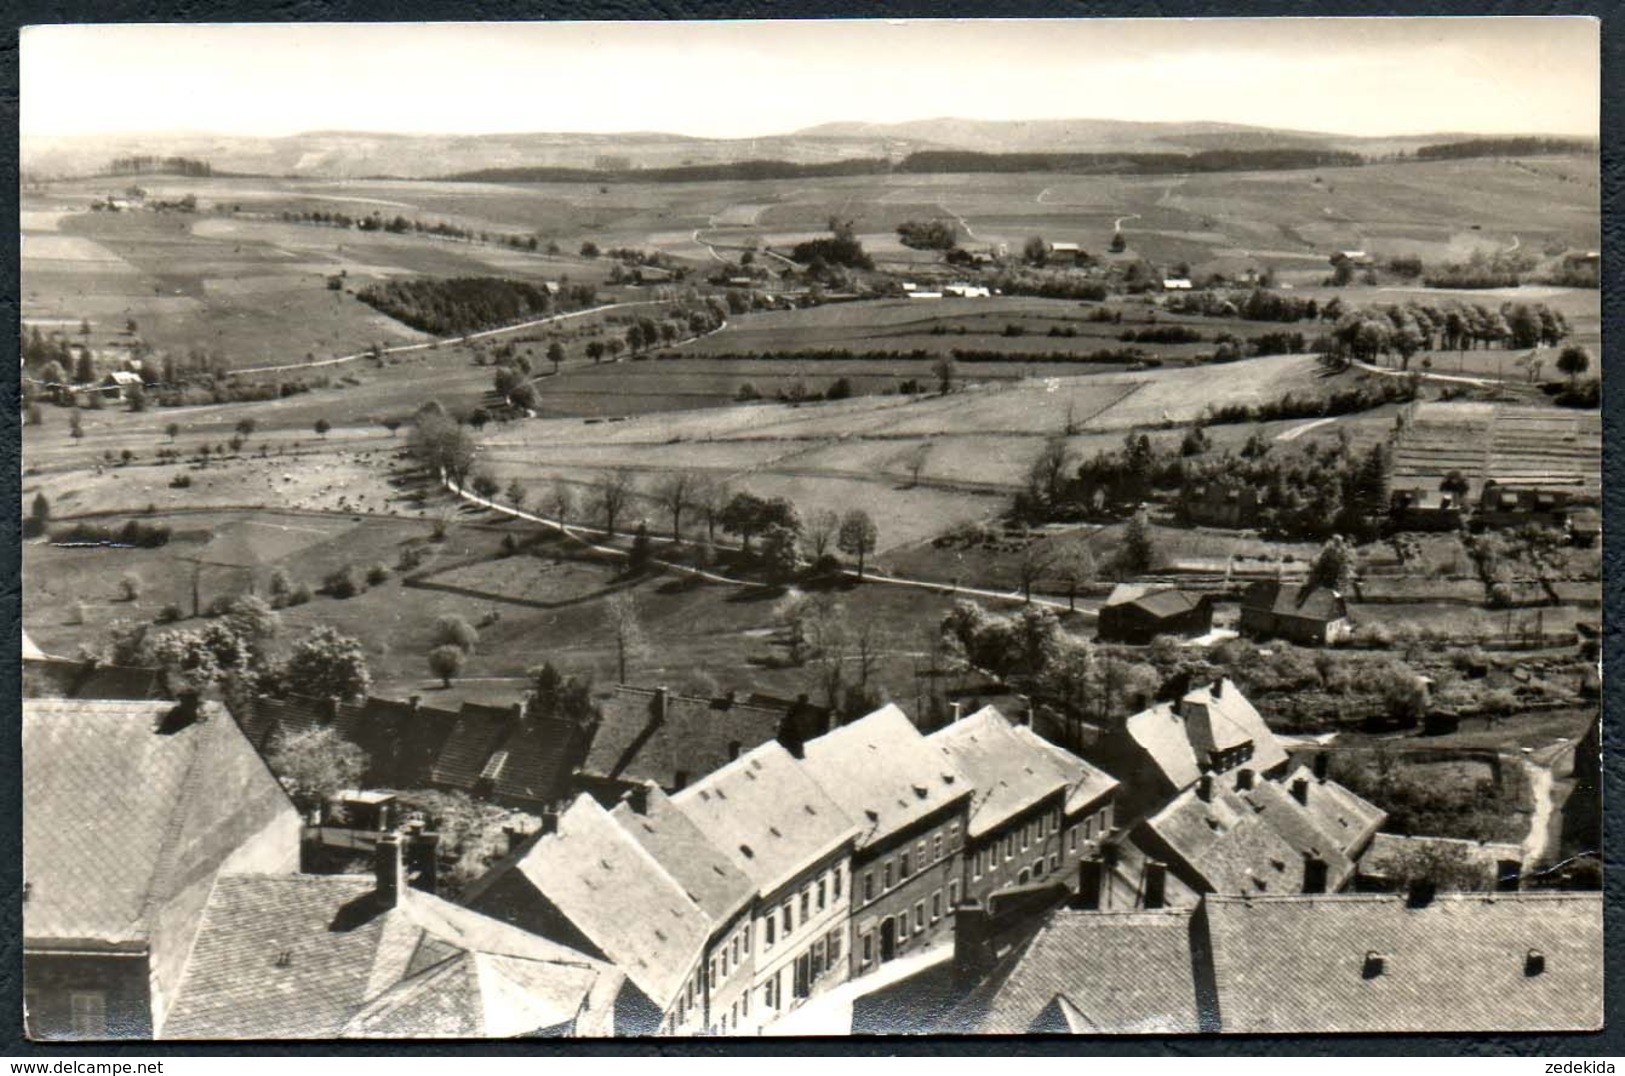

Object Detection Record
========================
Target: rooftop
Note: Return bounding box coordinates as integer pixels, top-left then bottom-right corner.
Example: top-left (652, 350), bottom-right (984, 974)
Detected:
top-left (1242, 580), bottom-right (1349, 622)
top-left (928, 707), bottom-right (1070, 839)
top-left (800, 704), bottom-right (973, 849)
top-left (23, 698), bottom-right (296, 949)
top-left (1140, 780), bottom-right (1308, 897)
top-left (672, 740), bottom-right (857, 894)
top-left (579, 686), bottom-right (791, 791)
top-left (610, 786), bottom-right (756, 926)
top-left (161, 874), bottom-right (620, 1039)
top-left (1205, 892), bottom-right (1603, 1034)
top-left (1123, 680), bottom-right (1288, 791)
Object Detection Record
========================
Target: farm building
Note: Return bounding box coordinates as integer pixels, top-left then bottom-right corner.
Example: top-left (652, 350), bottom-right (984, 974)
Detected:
top-left (1047, 242), bottom-right (1084, 266)
top-left (1181, 483), bottom-right (1260, 528)
top-left (1388, 487), bottom-right (1466, 532)
top-left (1162, 278), bottom-right (1193, 290)
top-left (97, 370), bottom-right (144, 401)
top-left (1238, 581), bottom-right (1350, 646)
top-left (1097, 585), bottom-right (1214, 645)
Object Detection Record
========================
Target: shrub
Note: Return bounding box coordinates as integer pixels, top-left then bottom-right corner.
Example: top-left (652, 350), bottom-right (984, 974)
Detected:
top-left (323, 564), bottom-right (366, 599)
top-left (170, 473), bottom-right (192, 489)
top-left (285, 583), bottom-right (313, 607)
top-left (397, 546), bottom-right (427, 572)
top-left (365, 563), bottom-right (391, 586)
top-left (431, 614), bottom-right (480, 654)
top-left (428, 644), bottom-right (467, 687)
top-left (156, 603), bottom-right (183, 624)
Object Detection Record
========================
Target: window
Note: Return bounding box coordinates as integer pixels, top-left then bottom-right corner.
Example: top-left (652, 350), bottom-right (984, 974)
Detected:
top-left (1021, 824), bottom-right (1030, 852)
top-left (917, 839), bottom-right (927, 865)
top-left (900, 852), bottom-right (911, 879)
top-left (933, 833), bottom-right (943, 861)
top-left (1018, 868), bottom-right (1031, 885)
top-left (743, 921), bottom-right (751, 954)
top-left (1070, 826), bottom-right (1079, 851)
top-left (972, 849), bottom-right (982, 880)
top-left (812, 937), bottom-right (826, 979)
top-left (818, 878), bottom-right (827, 912)
top-left (827, 927), bottom-right (842, 968)
top-left (1101, 804), bottom-right (1113, 832)
top-left (783, 902), bottom-right (794, 935)
top-left (1037, 814), bottom-right (1046, 839)
top-left (710, 957), bottom-right (719, 986)
top-left (794, 953), bottom-right (812, 1001)
top-left (800, 890), bottom-right (811, 923)
top-left (1004, 835), bottom-right (1014, 861)
top-left (764, 977), bottom-right (777, 1010)
top-left (1085, 814), bottom-right (1094, 840)
top-left (1050, 853), bottom-right (1061, 872)
top-left (931, 891), bottom-right (942, 922)
top-left (743, 985), bottom-right (750, 1016)
top-left (1034, 858), bottom-right (1045, 879)
top-left (864, 871), bottom-right (875, 902)
top-left (862, 932), bottom-right (874, 968)
top-left (914, 902), bottom-right (925, 932)
top-left (766, 914), bottom-right (777, 948)
top-left (949, 820), bottom-right (961, 848)
top-left (69, 992), bottom-right (105, 1038)
top-left (949, 879), bottom-right (961, 907)
top-left (833, 864), bottom-right (842, 900)
top-left (883, 861), bottom-right (893, 889)
top-left (733, 937), bottom-right (741, 964)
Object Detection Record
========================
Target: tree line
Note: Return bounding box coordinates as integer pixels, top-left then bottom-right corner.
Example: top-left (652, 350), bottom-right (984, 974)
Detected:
top-left (355, 276), bottom-right (597, 336)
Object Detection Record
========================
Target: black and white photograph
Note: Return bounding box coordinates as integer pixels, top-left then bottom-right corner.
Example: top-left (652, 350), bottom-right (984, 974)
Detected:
top-left (16, 16), bottom-right (1604, 1042)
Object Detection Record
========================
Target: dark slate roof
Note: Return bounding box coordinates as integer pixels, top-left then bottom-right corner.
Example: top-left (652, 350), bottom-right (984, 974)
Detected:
top-left (431, 703), bottom-right (518, 791)
top-left (1205, 892), bottom-right (1603, 1033)
top-left (1103, 585), bottom-right (1206, 620)
top-left (338, 696), bottom-right (460, 790)
top-left (1140, 781), bottom-right (1307, 897)
top-left (161, 874), bottom-right (620, 1039)
top-left (23, 699), bottom-right (297, 948)
top-left (1124, 680), bottom-right (1288, 791)
top-left (232, 694), bottom-right (336, 753)
top-left (1242, 581), bottom-right (1348, 622)
top-left (487, 713), bottom-right (580, 808)
top-left (578, 687), bottom-right (787, 790)
top-left (951, 908), bottom-right (1201, 1034)
top-left (800, 704), bottom-right (973, 849)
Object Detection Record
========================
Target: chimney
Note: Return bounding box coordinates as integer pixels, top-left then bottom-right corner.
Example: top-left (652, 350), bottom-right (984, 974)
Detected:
top-left (1303, 854), bottom-right (1329, 895)
top-left (502, 824), bottom-right (525, 855)
top-left (510, 700), bottom-right (527, 723)
top-left (1406, 878), bottom-right (1437, 909)
top-left (951, 901), bottom-right (998, 985)
top-left (1235, 768), bottom-right (1255, 792)
top-left (673, 769), bottom-right (691, 789)
top-left (1362, 951), bottom-right (1386, 979)
top-left (1196, 773), bottom-right (1214, 802)
top-left (540, 809), bottom-right (560, 837)
top-left (728, 740), bottom-right (743, 761)
top-left (622, 782), bottom-right (651, 815)
top-left (1213, 679), bottom-right (1225, 699)
top-left (950, 701), bottom-right (964, 723)
top-left (654, 686), bottom-right (670, 723)
top-left (1525, 948), bottom-right (1546, 977)
top-left (408, 695), bottom-right (422, 713)
top-left (1075, 858), bottom-right (1104, 911)
top-left (404, 822), bottom-right (440, 895)
top-left (1143, 860), bottom-right (1167, 910)
top-left (1496, 858), bottom-right (1522, 892)
top-left (374, 833), bottom-right (404, 909)
top-left (157, 689), bottom-right (205, 734)
top-left (1313, 752), bottom-right (1330, 782)
top-left (1290, 777), bottom-right (1310, 806)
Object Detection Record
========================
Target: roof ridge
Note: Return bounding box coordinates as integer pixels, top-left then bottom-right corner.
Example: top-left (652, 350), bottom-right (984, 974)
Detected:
top-left (136, 705), bottom-right (217, 932)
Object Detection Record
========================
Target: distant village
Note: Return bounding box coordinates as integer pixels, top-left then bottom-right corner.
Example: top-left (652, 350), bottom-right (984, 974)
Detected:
top-left (23, 629), bottom-right (1601, 1038)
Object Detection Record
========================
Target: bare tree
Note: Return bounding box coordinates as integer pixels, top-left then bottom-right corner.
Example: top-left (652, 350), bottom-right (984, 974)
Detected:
top-left (546, 478), bottom-right (576, 527)
top-left (604, 590), bottom-right (647, 684)
top-left (851, 617), bottom-right (888, 689)
top-left (1016, 542), bottom-right (1056, 603)
top-left (803, 508), bottom-right (840, 561)
top-left (837, 509), bottom-right (879, 579)
top-left (1051, 544), bottom-right (1097, 612)
top-left (903, 443), bottom-right (931, 487)
top-left (593, 467), bottom-right (637, 537)
top-left (653, 471), bottom-right (698, 543)
top-left (694, 477), bottom-right (732, 546)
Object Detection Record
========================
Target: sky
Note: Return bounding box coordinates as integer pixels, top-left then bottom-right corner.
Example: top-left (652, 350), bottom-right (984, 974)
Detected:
top-left (20, 18), bottom-right (1600, 141)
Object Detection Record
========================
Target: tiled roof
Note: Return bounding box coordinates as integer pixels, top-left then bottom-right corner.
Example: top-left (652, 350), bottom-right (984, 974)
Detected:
top-left (486, 793), bottom-right (711, 1010)
top-left (338, 696), bottom-right (459, 789)
top-left (1104, 585), bottom-right (1205, 620)
top-left (610, 787), bottom-right (756, 925)
top-left (233, 694), bottom-right (335, 753)
top-left (487, 713), bottom-right (580, 808)
top-left (1124, 680), bottom-right (1287, 791)
top-left (672, 740), bottom-right (857, 893)
top-left (952, 909), bottom-right (1201, 1034)
top-left (928, 708), bottom-right (1070, 839)
top-left (23, 699), bottom-right (296, 948)
top-left (161, 874), bottom-right (618, 1039)
top-left (1140, 781), bottom-right (1309, 897)
top-left (431, 703), bottom-right (517, 791)
top-left (1010, 724), bottom-right (1120, 817)
top-left (1276, 766), bottom-right (1386, 861)
top-left (579, 687), bottom-right (788, 791)
top-left (1242, 581), bottom-right (1348, 622)
top-left (800, 704), bottom-right (972, 849)
top-left (1204, 892), bottom-right (1604, 1033)
top-left (1238, 781), bottom-right (1361, 891)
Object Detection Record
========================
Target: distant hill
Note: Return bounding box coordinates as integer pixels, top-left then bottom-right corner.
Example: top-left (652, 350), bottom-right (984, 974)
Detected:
top-left (20, 118), bottom-right (1590, 181)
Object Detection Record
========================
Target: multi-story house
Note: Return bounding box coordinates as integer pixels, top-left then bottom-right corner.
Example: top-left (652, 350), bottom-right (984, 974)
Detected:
top-left (928, 707), bottom-right (1118, 910)
top-left (799, 705), bottom-right (973, 973)
top-left (23, 696), bottom-right (302, 1040)
top-left (670, 740), bottom-right (858, 1030)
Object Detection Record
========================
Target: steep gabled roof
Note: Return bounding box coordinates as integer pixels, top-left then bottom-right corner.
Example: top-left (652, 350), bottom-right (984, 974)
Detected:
top-left (800, 704), bottom-right (972, 849)
top-left (431, 703), bottom-right (516, 791)
top-left (487, 713), bottom-right (580, 808)
top-left (1243, 581), bottom-right (1348, 623)
top-left (672, 740), bottom-right (857, 894)
top-left (579, 687), bottom-right (788, 791)
top-left (610, 788), bottom-right (756, 925)
top-left (23, 657), bottom-right (168, 702)
top-left (927, 708), bottom-right (1069, 839)
top-left (489, 794), bottom-right (711, 1010)
top-left (1011, 724), bottom-right (1120, 818)
top-left (1140, 781), bottom-right (1308, 897)
top-left (23, 699), bottom-right (296, 949)
top-left (951, 908), bottom-right (1200, 1034)
top-left (1123, 680), bottom-right (1287, 792)
top-left (1103, 585), bottom-right (1206, 620)
top-left (1204, 892), bottom-right (1603, 1033)
top-left (161, 874), bottom-right (618, 1039)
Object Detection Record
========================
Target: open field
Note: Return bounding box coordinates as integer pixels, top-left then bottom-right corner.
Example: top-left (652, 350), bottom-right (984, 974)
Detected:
top-left (1389, 401), bottom-right (1601, 500)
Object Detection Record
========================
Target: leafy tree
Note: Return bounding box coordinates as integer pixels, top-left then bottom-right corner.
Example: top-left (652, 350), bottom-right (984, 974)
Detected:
top-left (314, 417), bottom-right (331, 439)
top-left (28, 492), bottom-right (50, 535)
top-left (284, 625), bottom-right (372, 700)
top-left (505, 479), bottom-right (527, 511)
top-left (428, 644), bottom-right (467, 688)
top-left (1311, 535), bottom-right (1357, 592)
top-left (547, 479), bottom-right (576, 526)
top-left (1051, 544), bottom-right (1096, 611)
top-left (1116, 512), bottom-right (1157, 577)
top-left (759, 524), bottom-right (800, 585)
top-left (580, 241), bottom-right (600, 258)
top-left (235, 418), bottom-right (257, 438)
top-left (803, 508), bottom-right (840, 561)
top-left (166, 421), bottom-right (179, 442)
top-left (629, 522), bottom-right (654, 574)
top-left (431, 613), bottom-right (479, 654)
top-left (837, 509), bottom-right (879, 579)
top-left (547, 342), bottom-right (565, 373)
top-left (1556, 345), bottom-right (1591, 385)
top-left (586, 340), bottom-right (605, 364)
top-left (119, 571), bottom-right (143, 602)
top-left (1015, 543), bottom-right (1054, 603)
top-left (267, 727), bottom-right (366, 811)
top-left (471, 471), bottom-right (500, 500)
top-left (721, 491), bottom-right (770, 551)
top-left (1023, 235), bottom-right (1049, 266)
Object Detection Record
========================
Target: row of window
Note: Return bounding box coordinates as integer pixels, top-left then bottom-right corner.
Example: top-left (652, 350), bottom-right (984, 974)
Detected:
top-left (763, 926), bottom-right (843, 1012)
top-left (859, 820), bottom-right (963, 906)
top-left (968, 807), bottom-right (1111, 880)
top-left (763, 862), bottom-right (843, 951)
top-left (857, 880), bottom-right (961, 968)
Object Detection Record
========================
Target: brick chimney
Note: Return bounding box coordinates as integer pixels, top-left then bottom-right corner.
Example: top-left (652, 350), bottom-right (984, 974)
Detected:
top-left (1075, 858), bottom-right (1104, 911)
top-left (1406, 878), bottom-right (1437, 909)
top-left (1143, 860), bottom-right (1167, 910)
top-left (1525, 948), bottom-right (1546, 977)
top-left (1313, 752), bottom-right (1330, 782)
top-left (408, 695), bottom-right (422, 714)
top-left (950, 701), bottom-right (964, 723)
top-left (1291, 777), bottom-right (1310, 806)
top-left (1196, 773), bottom-right (1214, 802)
top-left (1362, 951), bottom-right (1386, 979)
top-left (502, 824), bottom-right (525, 855)
top-left (510, 699), bottom-right (527, 723)
top-left (1303, 854), bottom-right (1329, 895)
top-left (540, 809), bottom-right (560, 837)
top-left (1235, 768), bottom-right (1255, 792)
top-left (157, 689), bottom-right (205, 734)
top-left (403, 821), bottom-right (440, 895)
top-left (654, 686), bottom-right (670, 724)
top-left (374, 832), bottom-right (404, 909)
top-left (951, 901), bottom-right (997, 985)
top-left (622, 782), bottom-right (652, 815)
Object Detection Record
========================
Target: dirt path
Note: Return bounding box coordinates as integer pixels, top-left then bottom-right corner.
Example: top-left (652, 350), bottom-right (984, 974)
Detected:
top-left (1521, 756), bottom-right (1556, 866)
top-left (1275, 416), bottom-right (1340, 442)
top-left (1350, 359), bottom-right (1500, 387)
